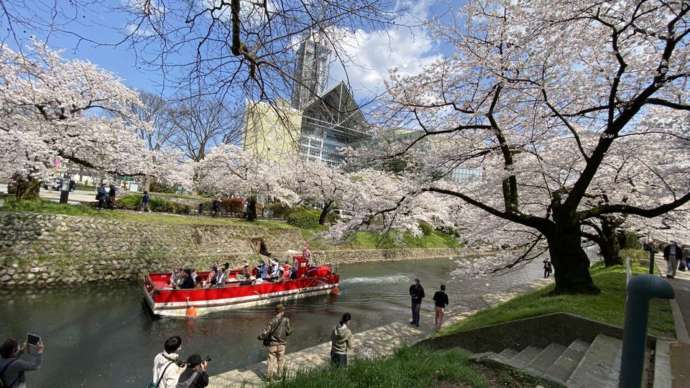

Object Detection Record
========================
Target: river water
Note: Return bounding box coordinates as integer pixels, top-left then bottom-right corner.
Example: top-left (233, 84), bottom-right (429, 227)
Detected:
top-left (0, 256), bottom-right (544, 387)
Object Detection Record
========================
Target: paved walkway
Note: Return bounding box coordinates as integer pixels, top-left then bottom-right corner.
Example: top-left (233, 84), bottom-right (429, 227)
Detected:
top-left (208, 276), bottom-right (553, 387)
top-left (655, 257), bottom-right (690, 388)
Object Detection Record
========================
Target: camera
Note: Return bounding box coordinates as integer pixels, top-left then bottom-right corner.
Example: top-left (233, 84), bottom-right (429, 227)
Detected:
top-left (205, 356), bottom-right (212, 362)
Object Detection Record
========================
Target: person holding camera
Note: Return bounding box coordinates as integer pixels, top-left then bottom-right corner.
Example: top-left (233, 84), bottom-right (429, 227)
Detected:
top-left (176, 354), bottom-right (209, 388)
top-left (258, 304), bottom-right (293, 381)
top-left (151, 336), bottom-right (184, 388)
top-left (0, 337), bottom-right (43, 388)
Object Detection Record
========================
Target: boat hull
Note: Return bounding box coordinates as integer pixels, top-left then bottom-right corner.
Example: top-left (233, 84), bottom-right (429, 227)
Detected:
top-left (144, 274), bottom-right (339, 317)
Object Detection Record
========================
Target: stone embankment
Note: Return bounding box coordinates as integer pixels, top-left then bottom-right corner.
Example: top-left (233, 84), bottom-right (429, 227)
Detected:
top-left (0, 212), bottom-right (467, 288)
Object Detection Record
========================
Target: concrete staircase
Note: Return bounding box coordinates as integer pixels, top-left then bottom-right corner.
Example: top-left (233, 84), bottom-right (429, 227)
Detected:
top-left (472, 334), bottom-right (625, 387)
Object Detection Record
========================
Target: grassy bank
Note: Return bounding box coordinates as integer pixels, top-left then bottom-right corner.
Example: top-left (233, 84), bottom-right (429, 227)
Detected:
top-left (269, 347), bottom-right (555, 388)
top-left (440, 261), bottom-right (675, 338)
top-left (0, 199), bottom-right (460, 249)
top-left (0, 199), bottom-right (292, 229)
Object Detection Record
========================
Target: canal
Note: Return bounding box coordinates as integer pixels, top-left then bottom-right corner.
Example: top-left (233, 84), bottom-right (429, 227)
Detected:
top-left (0, 256), bottom-right (545, 387)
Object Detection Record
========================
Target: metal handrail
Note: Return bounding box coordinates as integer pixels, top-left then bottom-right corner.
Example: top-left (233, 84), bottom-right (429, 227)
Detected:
top-left (619, 275), bottom-right (674, 387)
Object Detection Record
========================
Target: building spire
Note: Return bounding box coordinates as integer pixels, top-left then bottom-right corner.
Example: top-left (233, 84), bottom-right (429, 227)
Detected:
top-left (291, 31), bottom-right (331, 110)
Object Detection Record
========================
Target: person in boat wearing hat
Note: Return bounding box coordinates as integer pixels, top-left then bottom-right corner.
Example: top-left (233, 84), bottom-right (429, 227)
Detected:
top-left (258, 304), bottom-right (293, 381)
top-left (176, 354), bottom-right (209, 388)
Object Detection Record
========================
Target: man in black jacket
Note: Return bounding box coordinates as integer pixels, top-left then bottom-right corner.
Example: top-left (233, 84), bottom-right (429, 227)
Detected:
top-left (409, 279), bottom-right (425, 327)
top-left (433, 284), bottom-right (449, 331)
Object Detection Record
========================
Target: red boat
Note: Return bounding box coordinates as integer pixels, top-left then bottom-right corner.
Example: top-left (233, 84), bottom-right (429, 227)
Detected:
top-left (143, 256), bottom-right (339, 317)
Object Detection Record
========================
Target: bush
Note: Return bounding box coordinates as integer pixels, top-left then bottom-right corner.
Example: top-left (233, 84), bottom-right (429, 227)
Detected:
top-left (265, 202), bottom-right (291, 219)
top-left (220, 197), bottom-right (245, 215)
top-left (418, 221), bottom-right (434, 236)
top-left (620, 230), bottom-right (642, 249)
top-left (286, 207), bottom-right (321, 229)
top-left (116, 194), bottom-right (191, 214)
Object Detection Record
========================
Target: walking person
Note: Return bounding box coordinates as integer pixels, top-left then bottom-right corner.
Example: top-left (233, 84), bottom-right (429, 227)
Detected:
top-left (0, 337), bottom-right (44, 388)
top-left (140, 190), bottom-right (151, 213)
top-left (543, 259), bottom-right (552, 278)
top-left (176, 354), bottom-right (209, 388)
top-left (664, 241), bottom-right (682, 279)
top-left (409, 278), bottom-right (425, 327)
top-left (96, 183), bottom-right (107, 210)
top-left (432, 285), bottom-right (449, 331)
top-left (257, 304), bottom-right (293, 381)
top-left (151, 336), bottom-right (184, 388)
top-left (330, 313), bottom-right (353, 368)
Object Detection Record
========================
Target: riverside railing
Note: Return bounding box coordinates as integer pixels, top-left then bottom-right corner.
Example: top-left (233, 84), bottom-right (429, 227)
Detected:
top-left (618, 275), bottom-right (674, 388)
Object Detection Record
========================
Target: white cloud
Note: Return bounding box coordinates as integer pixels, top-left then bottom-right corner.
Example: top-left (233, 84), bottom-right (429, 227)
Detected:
top-left (325, 0), bottom-right (442, 99)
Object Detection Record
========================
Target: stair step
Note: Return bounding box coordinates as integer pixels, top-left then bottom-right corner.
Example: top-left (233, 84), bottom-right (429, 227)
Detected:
top-left (545, 339), bottom-right (590, 383)
top-left (566, 334), bottom-right (622, 388)
top-left (497, 348), bottom-right (519, 361)
top-left (527, 343), bottom-right (568, 374)
top-left (508, 346), bottom-right (543, 368)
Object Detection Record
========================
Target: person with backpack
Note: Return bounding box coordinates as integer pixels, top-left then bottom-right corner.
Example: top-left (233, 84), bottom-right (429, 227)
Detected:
top-left (257, 304), bottom-right (293, 381)
top-left (330, 313), bottom-right (353, 367)
top-left (432, 285), bottom-right (449, 331)
top-left (176, 354), bottom-right (208, 388)
top-left (0, 337), bottom-right (43, 388)
top-left (151, 336), bottom-right (184, 388)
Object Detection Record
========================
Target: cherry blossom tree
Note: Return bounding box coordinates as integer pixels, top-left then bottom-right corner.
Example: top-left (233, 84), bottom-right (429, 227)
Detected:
top-left (0, 42), bottom-right (190, 197)
top-left (365, 0), bottom-right (690, 293)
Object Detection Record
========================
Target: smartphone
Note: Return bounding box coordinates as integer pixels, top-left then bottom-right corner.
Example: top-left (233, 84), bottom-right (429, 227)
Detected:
top-left (27, 333), bottom-right (41, 346)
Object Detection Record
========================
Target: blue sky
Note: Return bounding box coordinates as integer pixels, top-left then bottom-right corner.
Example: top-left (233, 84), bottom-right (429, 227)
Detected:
top-left (2, 0), bottom-right (459, 102)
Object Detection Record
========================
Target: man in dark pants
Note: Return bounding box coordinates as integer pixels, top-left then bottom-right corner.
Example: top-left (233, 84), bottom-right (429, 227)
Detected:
top-left (409, 278), bottom-right (425, 327)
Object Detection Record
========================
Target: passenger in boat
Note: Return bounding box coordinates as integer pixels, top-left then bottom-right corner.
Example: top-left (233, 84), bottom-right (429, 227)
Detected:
top-left (170, 268), bottom-right (184, 288)
top-left (282, 261), bottom-right (292, 281)
top-left (215, 263), bottom-right (229, 286)
top-left (179, 269), bottom-right (196, 289)
top-left (240, 264), bottom-right (251, 279)
top-left (206, 266), bottom-right (218, 288)
top-left (302, 242), bottom-right (312, 266)
top-left (270, 261), bottom-right (282, 280)
top-left (152, 336), bottom-right (184, 388)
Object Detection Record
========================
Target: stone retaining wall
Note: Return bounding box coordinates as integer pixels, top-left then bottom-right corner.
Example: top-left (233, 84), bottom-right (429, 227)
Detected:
top-left (0, 212), bottom-right (466, 288)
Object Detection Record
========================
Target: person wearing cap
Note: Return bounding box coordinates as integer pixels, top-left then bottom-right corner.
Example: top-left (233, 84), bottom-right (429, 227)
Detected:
top-left (152, 336), bottom-right (184, 388)
top-left (258, 304), bottom-right (293, 381)
top-left (409, 278), bottom-right (425, 327)
top-left (176, 354), bottom-right (209, 388)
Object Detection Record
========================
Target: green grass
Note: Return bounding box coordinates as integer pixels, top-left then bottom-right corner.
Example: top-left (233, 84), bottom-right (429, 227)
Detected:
top-left (0, 199), bottom-right (295, 229)
top-left (439, 262), bottom-right (675, 338)
top-left (344, 230), bottom-right (460, 249)
top-left (268, 347), bottom-right (554, 388)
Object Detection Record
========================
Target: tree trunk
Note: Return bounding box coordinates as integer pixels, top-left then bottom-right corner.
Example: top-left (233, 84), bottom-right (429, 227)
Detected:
top-left (13, 175), bottom-right (41, 200)
top-left (600, 221), bottom-right (622, 266)
top-left (547, 227), bottom-right (600, 294)
top-left (246, 196), bottom-right (257, 221)
top-left (319, 201), bottom-right (333, 225)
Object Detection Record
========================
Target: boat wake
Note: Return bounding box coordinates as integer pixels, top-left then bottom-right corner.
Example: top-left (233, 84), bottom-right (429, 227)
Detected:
top-left (341, 274), bottom-right (411, 285)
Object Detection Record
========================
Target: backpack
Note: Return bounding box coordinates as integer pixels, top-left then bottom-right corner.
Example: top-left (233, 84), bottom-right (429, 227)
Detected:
top-left (176, 371), bottom-right (199, 388)
top-left (0, 359), bottom-right (18, 388)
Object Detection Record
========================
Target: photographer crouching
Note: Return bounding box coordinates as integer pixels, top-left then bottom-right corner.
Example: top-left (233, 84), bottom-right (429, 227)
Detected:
top-left (176, 354), bottom-right (209, 388)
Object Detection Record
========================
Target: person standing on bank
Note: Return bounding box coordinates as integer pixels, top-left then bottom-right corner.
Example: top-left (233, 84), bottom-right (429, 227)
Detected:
top-left (330, 313), bottom-right (353, 367)
top-left (152, 336), bottom-right (184, 388)
top-left (409, 279), bottom-right (425, 327)
top-left (176, 354), bottom-right (209, 388)
top-left (0, 337), bottom-right (44, 388)
top-left (258, 304), bottom-right (293, 381)
top-left (664, 241), bottom-right (682, 279)
top-left (432, 285), bottom-right (449, 331)
top-left (543, 259), bottom-right (552, 278)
